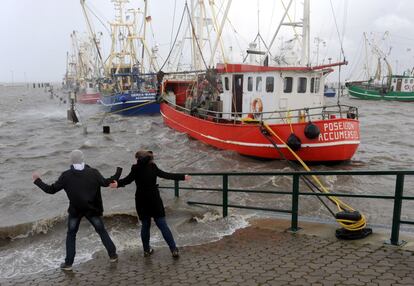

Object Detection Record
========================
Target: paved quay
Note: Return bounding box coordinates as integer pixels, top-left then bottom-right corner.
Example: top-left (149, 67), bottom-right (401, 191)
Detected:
top-left (2, 218), bottom-right (414, 286)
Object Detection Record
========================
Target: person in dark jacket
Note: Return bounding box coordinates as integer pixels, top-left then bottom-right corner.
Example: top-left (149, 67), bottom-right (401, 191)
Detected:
top-left (32, 150), bottom-right (120, 271)
top-left (110, 150), bottom-right (190, 258)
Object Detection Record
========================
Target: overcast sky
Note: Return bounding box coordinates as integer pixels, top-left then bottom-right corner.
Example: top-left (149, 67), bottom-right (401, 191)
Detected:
top-left (1, 0), bottom-right (414, 83)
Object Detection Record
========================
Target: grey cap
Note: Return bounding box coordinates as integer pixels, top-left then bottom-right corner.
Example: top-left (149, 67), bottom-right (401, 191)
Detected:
top-left (70, 150), bottom-right (84, 164)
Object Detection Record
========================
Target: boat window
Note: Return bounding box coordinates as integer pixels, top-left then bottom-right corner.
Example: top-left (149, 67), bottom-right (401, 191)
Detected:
top-left (224, 77), bottom-right (229, 91)
top-left (283, 77), bottom-right (293, 93)
top-left (266, 77), bottom-right (274, 92)
top-left (404, 79), bottom-right (408, 84)
top-left (315, 78), bottom-right (320, 93)
top-left (247, 76), bottom-right (253, 91)
top-left (310, 78), bottom-right (315, 93)
top-left (298, 77), bottom-right (307, 93)
top-left (256, 77), bottom-right (262, 92)
top-left (393, 78), bottom-right (396, 83)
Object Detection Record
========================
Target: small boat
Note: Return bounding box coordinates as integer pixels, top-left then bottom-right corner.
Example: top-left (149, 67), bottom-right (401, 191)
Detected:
top-left (98, 0), bottom-right (160, 115)
top-left (346, 32), bottom-right (414, 101)
top-left (324, 86), bottom-right (336, 97)
top-left (347, 75), bottom-right (414, 101)
top-left (78, 81), bottom-right (101, 104)
top-left (99, 71), bottom-right (159, 116)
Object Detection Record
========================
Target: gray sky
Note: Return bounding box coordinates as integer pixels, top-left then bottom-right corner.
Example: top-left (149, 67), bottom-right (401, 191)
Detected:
top-left (1, 0), bottom-right (414, 83)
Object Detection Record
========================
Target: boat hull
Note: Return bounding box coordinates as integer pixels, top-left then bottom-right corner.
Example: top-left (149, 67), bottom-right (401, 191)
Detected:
top-left (78, 92), bottom-right (101, 104)
top-left (100, 92), bottom-right (160, 116)
top-left (160, 103), bottom-right (359, 162)
top-left (347, 85), bottom-right (414, 101)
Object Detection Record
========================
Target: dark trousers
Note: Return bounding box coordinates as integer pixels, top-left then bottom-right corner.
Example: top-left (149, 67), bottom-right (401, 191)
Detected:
top-left (65, 214), bottom-right (116, 265)
top-left (140, 216), bottom-right (177, 252)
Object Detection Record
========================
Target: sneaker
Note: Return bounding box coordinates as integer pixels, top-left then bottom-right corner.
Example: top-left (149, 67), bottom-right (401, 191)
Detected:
top-left (143, 248), bottom-right (154, 257)
top-left (60, 263), bottom-right (73, 271)
top-left (109, 254), bottom-right (118, 262)
top-left (171, 249), bottom-right (179, 258)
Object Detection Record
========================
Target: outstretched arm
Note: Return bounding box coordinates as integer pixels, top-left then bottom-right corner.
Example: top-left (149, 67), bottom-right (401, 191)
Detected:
top-left (32, 172), bottom-right (64, 194)
top-left (155, 165), bottom-right (185, 181)
top-left (116, 166), bottom-right (136, 187)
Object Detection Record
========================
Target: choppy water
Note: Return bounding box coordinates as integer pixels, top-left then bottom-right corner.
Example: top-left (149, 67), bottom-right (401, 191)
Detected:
top-left (1, 85), bottom-right (414, 279)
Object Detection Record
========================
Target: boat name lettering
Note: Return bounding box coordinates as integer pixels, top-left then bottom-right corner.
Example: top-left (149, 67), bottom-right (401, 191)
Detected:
top-left (323, 122), bottom-right (354, 132)
top-left (318, 130), bottom-right (359, 141)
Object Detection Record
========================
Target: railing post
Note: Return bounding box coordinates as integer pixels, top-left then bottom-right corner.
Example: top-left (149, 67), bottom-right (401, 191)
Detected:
top-left (223, 175), bottom-right (228, 217)
top-left (390, 174), bottom-right (405, 245)
top-left (174, 180), bottom-right (179, 198)
top-left (290, 174), bottom-right (300, 232)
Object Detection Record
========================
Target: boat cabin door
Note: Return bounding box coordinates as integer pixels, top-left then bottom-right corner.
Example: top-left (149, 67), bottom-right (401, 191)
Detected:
top-left (232, 75), bottom-right (243, 115)
top-left (396, 78), bottom-right (402, 91)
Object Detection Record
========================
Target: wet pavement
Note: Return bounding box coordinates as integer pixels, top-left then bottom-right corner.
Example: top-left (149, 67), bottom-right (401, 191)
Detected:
top-left (1, 218), bottom-right (414, 286)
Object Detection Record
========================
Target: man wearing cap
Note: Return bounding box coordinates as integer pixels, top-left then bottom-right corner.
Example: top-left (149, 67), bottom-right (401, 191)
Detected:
top-left (32, 150), bottom-right (119, 271)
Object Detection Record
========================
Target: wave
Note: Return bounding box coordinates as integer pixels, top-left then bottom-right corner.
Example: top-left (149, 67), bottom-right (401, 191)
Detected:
top-left (0, 212), bottom-right (138, 240)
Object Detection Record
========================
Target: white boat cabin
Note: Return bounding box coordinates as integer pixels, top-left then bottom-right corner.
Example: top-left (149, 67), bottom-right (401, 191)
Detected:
top-left (216, 64), bottom-right (330, 122)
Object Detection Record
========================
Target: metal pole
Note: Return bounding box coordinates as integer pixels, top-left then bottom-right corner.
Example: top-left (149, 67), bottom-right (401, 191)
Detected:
top-left (390, 174), bottom-right (405, 245)
top-left (291, 174), bottom-right (300, 231)
top-left (174, 180), bottom-right (179, 198)
top-left (222, 174), bottom-right (228, 217)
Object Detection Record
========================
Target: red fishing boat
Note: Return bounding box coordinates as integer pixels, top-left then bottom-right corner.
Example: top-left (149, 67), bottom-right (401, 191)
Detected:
top-left (78, 82), bottom-right (101, 104)
top-left (161, 63), bottom-right (359, 162)
top-left (159, 0), bottom-right (360, 162)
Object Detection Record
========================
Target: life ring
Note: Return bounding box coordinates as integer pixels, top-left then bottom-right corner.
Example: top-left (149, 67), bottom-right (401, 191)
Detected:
top-left (251, 98), bottom-right (263, 114)
top-left (404, 84), bottom-right (410, 90)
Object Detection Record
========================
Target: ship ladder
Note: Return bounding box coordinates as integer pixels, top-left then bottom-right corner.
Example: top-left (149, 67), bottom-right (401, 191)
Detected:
top-left (260, 122), bottom-right (372, 239)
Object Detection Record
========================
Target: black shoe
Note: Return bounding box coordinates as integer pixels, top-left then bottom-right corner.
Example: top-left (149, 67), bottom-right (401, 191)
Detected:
top-left (109, 254), bottom-right (118, 262)
top-left (171, 249), bottom-right (179, 258)
top-left (143, 248), bottom-right (154, 257)
top-left (60, 263), bottom-right (73, 271)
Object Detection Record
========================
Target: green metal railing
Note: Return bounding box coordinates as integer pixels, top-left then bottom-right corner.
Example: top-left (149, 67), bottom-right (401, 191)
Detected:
top-left (159, 170), bottom-right (414, 246)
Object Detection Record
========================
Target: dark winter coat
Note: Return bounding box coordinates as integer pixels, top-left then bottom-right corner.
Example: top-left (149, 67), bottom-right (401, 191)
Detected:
top-left (34, 165), bottom-right (115, 217)
top-left (117, 161), bottom-right (184, 219)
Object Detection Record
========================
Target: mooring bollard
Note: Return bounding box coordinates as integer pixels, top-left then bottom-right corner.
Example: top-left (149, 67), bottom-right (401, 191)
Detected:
top-left (103, 126), bottom-right (110, 134)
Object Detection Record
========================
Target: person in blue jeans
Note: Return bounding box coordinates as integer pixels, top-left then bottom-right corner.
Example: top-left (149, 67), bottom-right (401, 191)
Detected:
top-left (111, 150), bottom-right (190, 258)
top-left (32, 150), bottom-right (120, 270)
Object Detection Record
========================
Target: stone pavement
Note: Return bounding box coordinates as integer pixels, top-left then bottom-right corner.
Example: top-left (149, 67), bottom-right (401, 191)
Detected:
top-left (1, 218), bottom-right (414, 286)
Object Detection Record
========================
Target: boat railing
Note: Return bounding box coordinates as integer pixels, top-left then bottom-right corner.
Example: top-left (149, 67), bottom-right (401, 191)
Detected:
top-left (163, 96), bottom-right (358, 124)
top-left (159, 169), bottom-right (414, 246)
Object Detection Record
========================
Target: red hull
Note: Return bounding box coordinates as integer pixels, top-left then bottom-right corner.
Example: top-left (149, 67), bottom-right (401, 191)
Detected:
top-left (78, 93), bottom-right (101, 104)
top-left (160, 103), bottom-right (360, 162)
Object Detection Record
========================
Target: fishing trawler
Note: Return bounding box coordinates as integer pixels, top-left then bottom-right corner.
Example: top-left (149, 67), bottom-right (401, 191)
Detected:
top-left (346, 32), bottom-right (414, 101)
top-left (160, 0), bottom-right (360, 162)
top-left (98, 0), bottom-right (160, 115)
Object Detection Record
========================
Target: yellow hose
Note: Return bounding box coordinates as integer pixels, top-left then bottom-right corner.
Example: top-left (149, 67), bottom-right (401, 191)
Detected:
top-left (262, 122), bottom-right (366, 231)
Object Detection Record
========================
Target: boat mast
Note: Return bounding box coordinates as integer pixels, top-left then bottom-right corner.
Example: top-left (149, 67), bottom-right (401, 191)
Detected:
top-left (208, 0), bottom-right (232, 66)
top-left (80, 0), bottom-right (105, 77)
top-left (141, 0), bottom-right (148, 73)
top-left (301, 0), bottom-right (310, 66)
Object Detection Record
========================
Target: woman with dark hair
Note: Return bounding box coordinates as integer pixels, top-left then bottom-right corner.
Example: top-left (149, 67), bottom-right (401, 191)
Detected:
top-left (111, 150), bottom-right (190, 258)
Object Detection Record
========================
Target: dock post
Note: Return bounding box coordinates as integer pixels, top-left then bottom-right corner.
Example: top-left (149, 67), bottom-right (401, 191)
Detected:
top-left (174, 180), bottom-right (179, 197)
top-left (222, 175), bottom-right (228, 217)
top-left (290, 174), bottom-right (300, 232)
top-left (390, 174), bottom-right (405, 245)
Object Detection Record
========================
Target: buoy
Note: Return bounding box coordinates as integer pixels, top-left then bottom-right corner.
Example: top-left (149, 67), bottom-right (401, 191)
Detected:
top-left (287, 133), bottom-right (301, 151)
top-left (304, 122), bottom-right (320, 139)
top-left (103, 126), bottom-right (110, 134)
